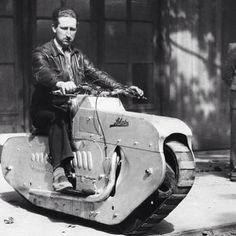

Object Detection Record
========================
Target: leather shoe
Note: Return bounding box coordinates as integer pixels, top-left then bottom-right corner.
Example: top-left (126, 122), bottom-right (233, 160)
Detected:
top-left (53, 167), bottom-right (73, 192)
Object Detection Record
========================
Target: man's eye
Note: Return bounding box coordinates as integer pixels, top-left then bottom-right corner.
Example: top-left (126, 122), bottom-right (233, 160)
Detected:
top-left (60, 27), bottom-right (68, 30)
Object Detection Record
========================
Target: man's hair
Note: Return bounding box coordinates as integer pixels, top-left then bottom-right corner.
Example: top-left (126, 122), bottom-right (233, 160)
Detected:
top-left (52, 7), bottom-right (78, 27)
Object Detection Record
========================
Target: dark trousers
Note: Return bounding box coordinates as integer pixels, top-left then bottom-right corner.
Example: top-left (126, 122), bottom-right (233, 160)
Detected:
top-left (31, 107), bottom-right (73, 170)
top-left (230, 90), bottom-right (236, 180)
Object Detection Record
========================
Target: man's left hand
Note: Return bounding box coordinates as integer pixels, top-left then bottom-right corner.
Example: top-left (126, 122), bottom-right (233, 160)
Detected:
top-left (129, 86), bottom-right (144, 97)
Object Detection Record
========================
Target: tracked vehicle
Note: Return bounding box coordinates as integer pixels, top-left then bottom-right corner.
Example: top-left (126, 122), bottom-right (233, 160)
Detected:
top-left (0, 86), bottom-right (195, 234)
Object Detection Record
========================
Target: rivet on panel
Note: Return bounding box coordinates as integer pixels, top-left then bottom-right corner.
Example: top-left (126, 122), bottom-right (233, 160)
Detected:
top-left (96, 189), bottom-right (102, 194)
top-left (94, 211), bottom-right (100, 217)
top-left (89, 211), bottom-right (94, 216)
top-left (145, 168), bottom-right (153, 176)
top-left (6, 166), bottom-right (13, 171)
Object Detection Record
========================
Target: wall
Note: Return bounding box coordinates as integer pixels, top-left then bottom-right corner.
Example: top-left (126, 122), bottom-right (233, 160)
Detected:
top-left (0, 0), bottom-right (232, 150)
top-left (0, 0), bottom-right (26, 132)
top-left (159, 0), bottom-right (230, 150)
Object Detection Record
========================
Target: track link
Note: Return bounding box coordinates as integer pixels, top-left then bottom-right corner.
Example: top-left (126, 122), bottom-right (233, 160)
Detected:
top-left (127, 186), bottom-right (192, 235)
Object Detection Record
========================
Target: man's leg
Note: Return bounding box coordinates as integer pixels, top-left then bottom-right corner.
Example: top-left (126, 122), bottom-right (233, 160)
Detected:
top-left (32, 108), bottom-right (73, 191)
top-left (49, 118), bottom-right (74, 170)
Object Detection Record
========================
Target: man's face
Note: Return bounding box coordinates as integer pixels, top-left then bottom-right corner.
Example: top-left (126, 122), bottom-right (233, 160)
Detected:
top-left (52, 16), bottom-right (77, 48)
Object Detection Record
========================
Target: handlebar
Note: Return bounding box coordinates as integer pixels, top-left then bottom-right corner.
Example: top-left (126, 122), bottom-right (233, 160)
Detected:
top-left (52, 83), bottom-right (146, 100)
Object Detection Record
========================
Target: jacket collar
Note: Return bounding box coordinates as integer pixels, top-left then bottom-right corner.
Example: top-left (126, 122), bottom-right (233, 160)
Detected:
top-left (49, 39), bottom-right (80, 57)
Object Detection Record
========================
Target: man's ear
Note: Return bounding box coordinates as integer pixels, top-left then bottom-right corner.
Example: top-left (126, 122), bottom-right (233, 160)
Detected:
top-left (52, 24), bottom-right (56, 33)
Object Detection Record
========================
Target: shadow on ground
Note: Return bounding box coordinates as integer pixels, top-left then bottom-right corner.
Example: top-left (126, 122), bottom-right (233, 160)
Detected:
top-left (0, 191), bottom-right (32, 209)
top-left (145, 220), bottom-right (175, 235)
top-left (0, 191), bottom-right (114, 233)
top-left (0, 190), bottom-right (176, 235)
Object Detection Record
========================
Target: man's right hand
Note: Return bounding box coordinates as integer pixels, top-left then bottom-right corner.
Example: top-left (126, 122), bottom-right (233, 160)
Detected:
top-left (56, 81), bottom-right (76, 94)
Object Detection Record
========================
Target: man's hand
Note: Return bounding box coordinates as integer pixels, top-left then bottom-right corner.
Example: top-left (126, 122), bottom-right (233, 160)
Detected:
top-left (56, 81), bottom-right (76, 94)
top-left (99, 91), bottom-right (110, 97)
top-left (128, 85), bottom-right (144, 97)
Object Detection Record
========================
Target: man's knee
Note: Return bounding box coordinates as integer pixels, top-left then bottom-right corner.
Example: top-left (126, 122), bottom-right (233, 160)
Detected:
top-left (32, 110), bottom-right (57, 133)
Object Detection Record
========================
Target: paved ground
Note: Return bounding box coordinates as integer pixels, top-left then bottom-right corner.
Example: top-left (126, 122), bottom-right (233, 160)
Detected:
top-left (150, 150), bottom-right (236, 236)
top-left (1, 150), bottom-right (236, 236)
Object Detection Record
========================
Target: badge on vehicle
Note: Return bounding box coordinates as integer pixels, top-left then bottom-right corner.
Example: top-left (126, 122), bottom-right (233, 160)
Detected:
top-left (110, 117), bottom-right (129, 128)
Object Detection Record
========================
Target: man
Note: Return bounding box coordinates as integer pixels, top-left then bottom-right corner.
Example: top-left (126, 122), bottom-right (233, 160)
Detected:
top-left (30, 7), bottom-right (143, 191)
top-left (222, 43), bottom-right (236, 181)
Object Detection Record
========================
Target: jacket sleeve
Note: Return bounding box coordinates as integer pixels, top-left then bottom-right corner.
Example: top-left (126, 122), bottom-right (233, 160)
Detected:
top-left (32, 49), bottom-right (58, 89)
top-left (82, 54), bottom-right (123, 89)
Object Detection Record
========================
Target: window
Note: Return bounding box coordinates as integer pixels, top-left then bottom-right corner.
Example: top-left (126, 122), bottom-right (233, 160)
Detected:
top-left (104, 0), bottom-right (156, 108)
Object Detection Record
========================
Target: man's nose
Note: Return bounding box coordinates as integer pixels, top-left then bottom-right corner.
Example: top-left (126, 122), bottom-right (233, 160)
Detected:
top-left (66, 30), bottom-right (72, 38)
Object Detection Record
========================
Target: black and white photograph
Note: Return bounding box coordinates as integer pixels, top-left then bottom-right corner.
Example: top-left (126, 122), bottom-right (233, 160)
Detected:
top-left (0, 1), bottom-right (235, 236)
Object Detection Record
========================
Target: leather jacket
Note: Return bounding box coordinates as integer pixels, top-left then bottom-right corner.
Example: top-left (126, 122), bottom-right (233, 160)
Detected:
top-left (31, 39), bottom-right (122, 114)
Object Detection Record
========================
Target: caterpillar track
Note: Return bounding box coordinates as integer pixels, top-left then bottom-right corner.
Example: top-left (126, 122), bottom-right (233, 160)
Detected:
top-left (118, 141), bottom-right (195, 235)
